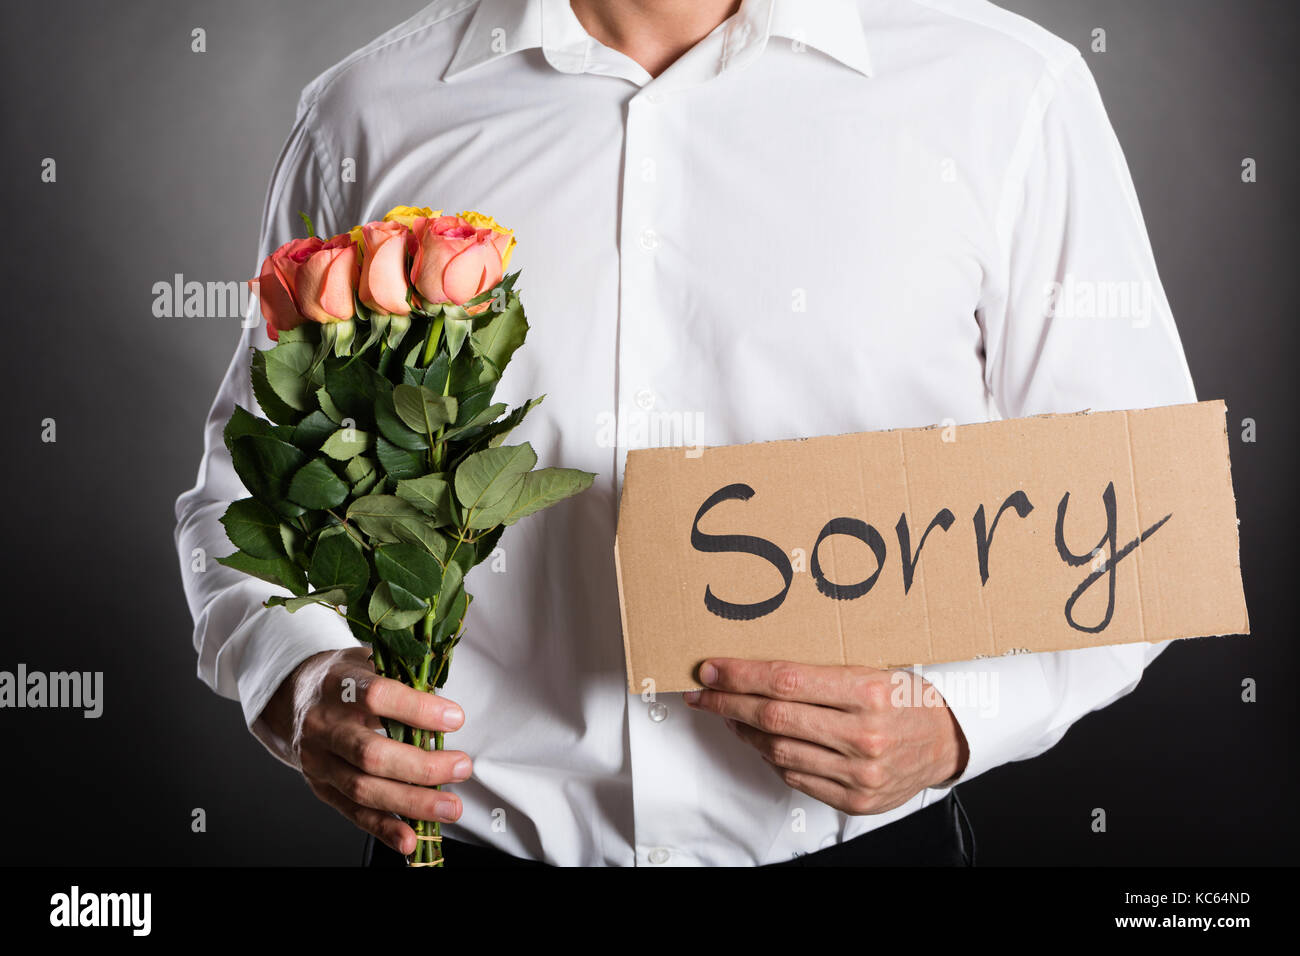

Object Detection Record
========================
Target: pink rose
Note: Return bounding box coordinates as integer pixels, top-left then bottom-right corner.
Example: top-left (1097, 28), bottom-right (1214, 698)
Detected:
top-left (410, 215), bottom-right (506, 308)
top-left (358, 220), bottom-right (412, 316)
top-left (294, 234), bottom-right (359, 324)
top-left (248, 236), bottom-right (322, 341)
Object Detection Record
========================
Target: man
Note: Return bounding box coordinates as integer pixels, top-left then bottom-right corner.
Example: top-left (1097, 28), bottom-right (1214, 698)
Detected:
top-left (175, 0), bottom-right (1197, 866)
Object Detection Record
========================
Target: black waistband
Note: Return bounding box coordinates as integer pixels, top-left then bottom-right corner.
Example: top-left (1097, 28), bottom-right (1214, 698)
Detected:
top-left (363, 789), bottom-right (974, 867)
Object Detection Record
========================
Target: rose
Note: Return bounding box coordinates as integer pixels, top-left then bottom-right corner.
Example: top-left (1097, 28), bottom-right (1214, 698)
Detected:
top-left (357, 221), bottom-right (413, 317)
top-left (459, 210), bottom-right (515, 271)
top-left (249, 236), bottom-right (322, 341)
top-left (294, 233), bottom-right (359, 325)
top-left (381, 205), bottom-right (440, 230)
top-left (410, 215), bottom-right (510, 309)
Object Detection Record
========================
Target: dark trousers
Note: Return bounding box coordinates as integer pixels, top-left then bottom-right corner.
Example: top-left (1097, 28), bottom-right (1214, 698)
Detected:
top-left (363, 789), bottom-right (975, 867)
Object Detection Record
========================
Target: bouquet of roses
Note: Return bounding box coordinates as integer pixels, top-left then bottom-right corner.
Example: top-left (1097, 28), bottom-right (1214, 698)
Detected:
top-left (218, 205), bottom-right (594, 867)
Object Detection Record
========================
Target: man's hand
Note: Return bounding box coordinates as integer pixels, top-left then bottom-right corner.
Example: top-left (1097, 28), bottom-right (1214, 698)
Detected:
top-left (259, 647), bottom-right (471, 856)
top-left (684, 659), bottom-right (969, 815)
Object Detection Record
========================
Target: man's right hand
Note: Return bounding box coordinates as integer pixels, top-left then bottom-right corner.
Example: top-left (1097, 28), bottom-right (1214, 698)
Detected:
top-left (259, 646), bottom-right (471, 856)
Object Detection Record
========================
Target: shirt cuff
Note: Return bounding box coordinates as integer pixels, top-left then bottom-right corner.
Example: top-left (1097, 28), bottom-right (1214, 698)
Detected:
top-left (907, 654), bottom-right (1055, 786)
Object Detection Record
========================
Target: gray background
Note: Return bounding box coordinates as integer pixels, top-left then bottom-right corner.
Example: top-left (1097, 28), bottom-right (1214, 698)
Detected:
top-left (0, 1), bottom-right (1293, 865)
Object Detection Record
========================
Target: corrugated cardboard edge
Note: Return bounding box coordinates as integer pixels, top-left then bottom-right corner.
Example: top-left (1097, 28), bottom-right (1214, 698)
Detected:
top-left (613, 527), bottom-right (640, 695)
top-left (1214, 399), bottom-right (1252, 637)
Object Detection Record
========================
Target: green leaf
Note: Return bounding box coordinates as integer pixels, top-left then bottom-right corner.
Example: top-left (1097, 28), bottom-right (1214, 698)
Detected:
top-left (420, 354), bottom-right (449, 391)
top-left (431, 588), bottom-right (468, 643)
top-left (280, 522), bottom-right (304, 564)
top-left (291, 410), bottom-right (338, 451)
top-left (395, 473), bottom-right (454, 525)
top-left (464, 481), bottom-right (524, 530)
top-left (449, 355), bottom-right (497, 394)
top-left (374, 389), bottom-right (428, 451)
top-left (216, 550), bottom-right (308, 596)
top-left (368, 581), bottom-right (427, 630)
top-left (503, 468), bottom-right (597, 525)
top-left (371, 625), bottom-right (430, 668)
top-left (224, 404), bottom-right (276, 451)
top-left (443, 307), bottom-right (473, 360)
top-left (287, 458), bottom-right (349, 509)
top-left (250, 351), bottom-right (298, 425)
top-left (229, 434), bottom-right (308, 518)
top-left (347, 495), bottom-right (452, 560)
top-left (454, 443), bottom-right (537, 514)
top-left (317, 386), bottom-right (345, 424)
top-left (325, 359), bottom-right (383, 421)
top-left (469, 293), bottom-right (528, 379)
top-left (345, 454), bottom-right (374, 482)
top-left (451, 379), bottom-right (497, 421)
top-left (444, 386), bottom-right (506, 440)
top-left (346, 455), bottom-right (379, 496)
top-left (266, 588), bottom-right (347, 612)
top-left (347, 494), bottom-right (423, 541)
top-left (393, 384), bottom-right (457, 437)
top-left (443, 405), bottom-right (507, 442)
top-left (375, 436), bottom-right (425, 480)
top-left (219, 498), bottom-right (285, 560)
top-left (308, 532), bottom-right (370, 603)
top-left (321, 427), bottom-right (372, 460)
top-left (374, 543), bottom-right (443, 600)
top-left (387, 580), bottom-right (426, 612)
top-left (263, 340), bottom-right (316, 412)
top-left (483, 396), bottom-right (544, 448)
top-left (432, 560), bottom-right (464, 622)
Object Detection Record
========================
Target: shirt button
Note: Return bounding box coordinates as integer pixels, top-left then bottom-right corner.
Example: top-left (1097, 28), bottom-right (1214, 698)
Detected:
top-left (639, 228), bottom-right (659, 251)
top-left (648, 702), bottom-right (668, 722)
top-left (647, 847), bottom-right (671, 865)
top-left (645, 91), bottom-right (663, 105)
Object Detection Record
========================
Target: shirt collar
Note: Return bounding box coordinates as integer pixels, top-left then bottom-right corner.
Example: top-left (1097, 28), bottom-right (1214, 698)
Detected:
top-left (443, 0), bottom-right (873, 84)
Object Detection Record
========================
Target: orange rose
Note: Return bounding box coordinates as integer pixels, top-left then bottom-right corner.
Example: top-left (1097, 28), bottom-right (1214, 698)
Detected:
top-left (249, 236), bottom-right (322, 341)
top-left (410, 215), bottom-right (507, 308)
top-left (295, 233), bottom-right (359, 324)
top-left (357, 221), bottom-right (412, 317)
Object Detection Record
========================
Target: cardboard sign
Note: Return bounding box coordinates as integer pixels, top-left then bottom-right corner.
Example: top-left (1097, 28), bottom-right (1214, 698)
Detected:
top-left (614, 401), bottom-right (1248, 694)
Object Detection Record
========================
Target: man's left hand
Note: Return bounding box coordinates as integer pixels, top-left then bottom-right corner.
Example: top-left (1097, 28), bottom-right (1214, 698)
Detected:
top-left (684, 659), bottom-right (970, 815)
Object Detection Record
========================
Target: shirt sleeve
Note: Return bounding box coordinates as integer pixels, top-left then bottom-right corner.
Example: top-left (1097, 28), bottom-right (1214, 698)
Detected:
top-left (922, 50), bottom-right (1197, 786)
top-left (172, 99), bottom-right (362, 770)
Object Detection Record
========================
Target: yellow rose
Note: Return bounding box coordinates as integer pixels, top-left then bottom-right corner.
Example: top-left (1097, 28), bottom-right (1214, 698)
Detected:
top-left (383, 205), bottom-right (441, 229)
top-left (460, 210), bottom-right (515, 270)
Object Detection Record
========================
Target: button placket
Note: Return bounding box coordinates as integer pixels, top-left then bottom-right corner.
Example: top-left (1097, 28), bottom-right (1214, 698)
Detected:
top-left (621, 92), bottom-right (685, 864)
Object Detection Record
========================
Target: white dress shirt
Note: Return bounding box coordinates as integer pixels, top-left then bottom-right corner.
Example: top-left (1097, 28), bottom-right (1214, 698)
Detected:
top-left (174, 0), bottom-right (1198, 866)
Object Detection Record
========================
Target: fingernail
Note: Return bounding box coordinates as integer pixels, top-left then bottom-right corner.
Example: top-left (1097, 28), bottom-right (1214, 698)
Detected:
top-left (683, 690), bottom-right (701, 705)
top-left (699, 663), bottom-right (718, 686)
top-left (436, 799), bottom-right (459, 821)
top-left (443, 705), bottom-right (464, 729)
top-left (452, 757), bottom-right (472, 780)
